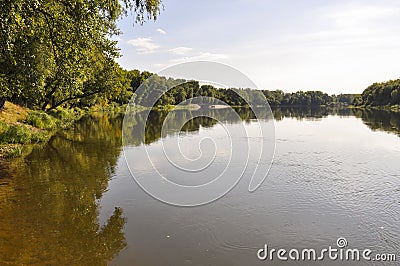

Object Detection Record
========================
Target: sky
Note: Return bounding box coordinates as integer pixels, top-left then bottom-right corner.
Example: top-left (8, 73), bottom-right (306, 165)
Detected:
top-left (116, 0), bottom-right (400, 94)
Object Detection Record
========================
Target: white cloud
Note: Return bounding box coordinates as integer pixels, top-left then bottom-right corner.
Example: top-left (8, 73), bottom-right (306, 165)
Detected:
top-left (157, 28), bottom-right (167, 35)
top-left (295, 5), bottom-right (400, 50)
top-left (168, 46), bottom-right (193, 55)
top-left (127, 37), bottom-right (159, 54)
top-left (171, 52), bottom-right (228, 63)
top-left (329, 6), bottom-right (400, 28)
top-left (118, 2), bottom-right (400, 93)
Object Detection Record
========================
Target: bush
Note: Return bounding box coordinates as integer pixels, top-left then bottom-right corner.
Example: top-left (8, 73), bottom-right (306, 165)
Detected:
top-left (26, 111), bottom-right (57, 130)
top-left (0, 124), bottom-right (32, 144)
top-left (0, 120), bottom-right (9, 134)
top-left (31, 131), bottom-right (51, 143)
top-left (50, 107), bottom-right (85, 129)
top-left (51, 108), bottom-right (70, 120)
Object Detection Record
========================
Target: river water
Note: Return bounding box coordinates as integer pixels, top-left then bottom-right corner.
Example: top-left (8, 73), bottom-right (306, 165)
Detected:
top-left (0, 107), bottom-right (399, 265)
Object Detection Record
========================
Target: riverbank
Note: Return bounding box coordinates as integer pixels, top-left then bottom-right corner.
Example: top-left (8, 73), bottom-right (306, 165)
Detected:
top-left (349, 104), bottom-right (400, 113)
top-left (0, 102), bottom-right (78, 159)
top-left (0, 102), bottom-right (121, 159)
top-left (0, 102), bottom-right (201, 159)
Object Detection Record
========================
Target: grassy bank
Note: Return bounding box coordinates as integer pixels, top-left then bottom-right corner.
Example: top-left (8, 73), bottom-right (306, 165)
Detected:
top-left (0, 102), bottom-right (86, 159)
top-left (0, 102), bottom-right (151, 159)
top-left (0, 103), bottom-right (45, 158)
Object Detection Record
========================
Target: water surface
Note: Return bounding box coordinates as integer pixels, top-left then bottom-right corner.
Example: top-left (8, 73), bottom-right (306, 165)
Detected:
top-left (0, 107), bottom-right (399, 265)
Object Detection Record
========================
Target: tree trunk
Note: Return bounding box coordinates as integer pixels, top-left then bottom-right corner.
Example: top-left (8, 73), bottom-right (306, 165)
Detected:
top-left (0, 98), bottom-right (5, 112)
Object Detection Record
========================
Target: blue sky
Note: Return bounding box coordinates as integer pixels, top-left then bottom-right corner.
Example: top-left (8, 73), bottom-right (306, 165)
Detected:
top-left (116, 0), bottom-right (400, 94)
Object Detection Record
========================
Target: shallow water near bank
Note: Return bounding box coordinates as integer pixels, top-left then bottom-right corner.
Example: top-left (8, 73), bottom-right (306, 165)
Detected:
top-left (0, 107), bottom-right (399, 265)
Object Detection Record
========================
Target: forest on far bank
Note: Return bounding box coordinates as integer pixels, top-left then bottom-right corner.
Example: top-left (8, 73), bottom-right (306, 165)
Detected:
top-left (353, 79), bottom-right (400, 107)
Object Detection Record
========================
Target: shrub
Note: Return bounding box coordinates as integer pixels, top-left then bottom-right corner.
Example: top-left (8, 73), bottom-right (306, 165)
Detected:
top-left (0, 124), bottom-right (32, 144)
top-left (50, 107), bottom-right (84, 129)
top-left (0, 120), bottom-right (9, 134)
top-left (26, 111), bottom-right (57, 130)
top-left (31, 131), bottom-right (51, 143)
top-left (51, 108), bottom-right (70, 120)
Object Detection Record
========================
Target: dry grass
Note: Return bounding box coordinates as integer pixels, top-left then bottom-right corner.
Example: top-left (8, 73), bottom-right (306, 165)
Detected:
top-left (0, 102), bottom-right (29, 123)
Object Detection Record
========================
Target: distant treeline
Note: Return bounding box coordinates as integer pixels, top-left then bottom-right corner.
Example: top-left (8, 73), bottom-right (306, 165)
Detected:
top-left (262, 90), bottom-right (356, 106)
top-left (129, 71), bottom-right (358, 107)
top-left (132, 74), bottom-right (400, 108)
top-left (4, 67), bottom-right (360, 109)
top-left (353, 79), bottom-right (400, 107)
top-left (7, 58), bottom-right (398, 109)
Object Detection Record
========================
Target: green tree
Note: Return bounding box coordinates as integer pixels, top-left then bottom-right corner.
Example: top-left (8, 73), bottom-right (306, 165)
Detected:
top-left (358, 79), bottom-right (400, 106)
top-left (0, 0), bottom-right (162, 110)
top-left (391, 89), bottom-right (400, 105)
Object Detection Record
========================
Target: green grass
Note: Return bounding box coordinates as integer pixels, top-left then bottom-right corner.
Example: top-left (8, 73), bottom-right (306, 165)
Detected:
top-left (0, 102), bottom-right (151, 159)
top-left (50, 107), bottom-right (85, 128)
top-left (0, 123), bottom-right (51, 158)
top-left (0, 102), bottom-right (85, 159)
top-left (0, 120), bottom-right (8, 134)
top-left (30, 130), bottom-right (51, 143)
top-left (2, 145), bottom-right (23, 158)
top-left (0, 123), bottom-right (50, 145)
top-left (0, 124), bottom-right (32, 144)
top-left (26, 111), bottom-right (57, 130)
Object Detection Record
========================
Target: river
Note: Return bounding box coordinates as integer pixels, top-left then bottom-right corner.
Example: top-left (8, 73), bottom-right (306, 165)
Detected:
top-left (0, 107), bottom-right (399, 265)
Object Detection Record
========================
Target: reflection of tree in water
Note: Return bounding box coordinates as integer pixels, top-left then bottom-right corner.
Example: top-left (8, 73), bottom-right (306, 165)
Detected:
top-left (124, 108), bottom-right (257, 146)
top-left (271, 106), bottom-right (353, 121)
top-left (1, 107), bottom-right (399, 264)
top-left (0, 115), bottom-right (126, 265)
top-left (123, 107), bottom-right (360, 146)
top-left (353, 109), bottom-right (400, 137)
top-left (272, 107), bottom-right (400, 137)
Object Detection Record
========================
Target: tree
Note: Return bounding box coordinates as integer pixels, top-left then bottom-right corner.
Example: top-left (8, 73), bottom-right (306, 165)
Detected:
top-left (391, 89), bottom-right (400, 105)
top-left (0, 0), bottom-right (162, 110)
top-left (0, 98), bottom-right (4, 111)
top-left (357, 79), bottom-right (400, 107)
